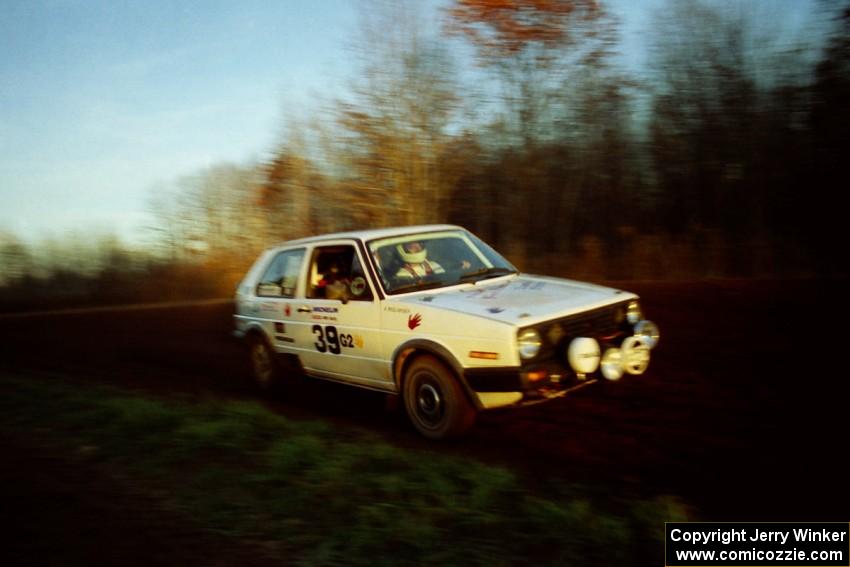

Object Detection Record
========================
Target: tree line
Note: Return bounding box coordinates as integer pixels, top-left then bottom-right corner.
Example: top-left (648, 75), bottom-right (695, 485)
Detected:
top-left (2, 0), bottom-right (847, 309)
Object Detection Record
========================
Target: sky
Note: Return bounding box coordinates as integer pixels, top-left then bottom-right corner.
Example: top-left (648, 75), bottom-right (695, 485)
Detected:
top-left (0, 0), bottom-right (826, 248)
top-left (1, 0), bottom-right (362, 245)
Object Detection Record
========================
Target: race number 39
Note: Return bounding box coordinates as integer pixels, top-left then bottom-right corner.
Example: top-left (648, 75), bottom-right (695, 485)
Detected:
top-left (312, 325), bottom-right (355, 354)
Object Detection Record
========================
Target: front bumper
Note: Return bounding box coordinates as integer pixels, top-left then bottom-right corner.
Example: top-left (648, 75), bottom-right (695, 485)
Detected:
top-left (463, 321), bottom-right (657, 410)
top-left (463, 361), bottom-right (601, 409)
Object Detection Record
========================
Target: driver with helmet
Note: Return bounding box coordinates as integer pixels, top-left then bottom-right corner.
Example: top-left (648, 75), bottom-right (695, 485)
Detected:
top-left (395, 241), bottom-right (444, 279)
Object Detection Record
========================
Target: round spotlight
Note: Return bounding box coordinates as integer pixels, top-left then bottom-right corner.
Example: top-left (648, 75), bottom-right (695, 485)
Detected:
top-left (634, 320), bottom-right (660, 349)
top-left (621, 336), bottom-right (650, 375)
top-left (600, 348), bottom-right (624, 381)
top-left (567, 337), bottom-right (601, 374)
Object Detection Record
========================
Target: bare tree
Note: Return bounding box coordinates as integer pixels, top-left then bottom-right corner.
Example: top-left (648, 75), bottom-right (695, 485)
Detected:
top-left (335, 0), bottom-right (462, 227)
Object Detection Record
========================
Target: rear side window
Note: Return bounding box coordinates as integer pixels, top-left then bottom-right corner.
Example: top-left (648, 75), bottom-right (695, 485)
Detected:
top-left (257, 248), bottom-right (305, 297)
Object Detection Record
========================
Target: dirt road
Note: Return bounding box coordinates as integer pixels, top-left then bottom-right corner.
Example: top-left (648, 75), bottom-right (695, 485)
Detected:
top-left (1, 279), bottom-right (846, 528)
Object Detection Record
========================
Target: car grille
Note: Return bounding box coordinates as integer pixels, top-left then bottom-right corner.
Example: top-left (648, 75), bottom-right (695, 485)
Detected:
top-left (536, 301), bottom-right (631, 361)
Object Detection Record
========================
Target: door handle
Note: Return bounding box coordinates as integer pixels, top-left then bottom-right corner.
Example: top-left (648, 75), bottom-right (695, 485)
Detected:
top-left (297, 306), bottom-right (312, 313)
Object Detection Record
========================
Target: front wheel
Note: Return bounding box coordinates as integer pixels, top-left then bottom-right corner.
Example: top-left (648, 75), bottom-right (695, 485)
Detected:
top-left (403, 355), bottom-right (476, 440)
top-left (248, 335), bottom-right (281, 392)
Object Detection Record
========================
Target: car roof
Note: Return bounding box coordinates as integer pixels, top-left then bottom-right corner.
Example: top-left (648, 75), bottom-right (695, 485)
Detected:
top-left (278, 224), bottom-right (464, 247)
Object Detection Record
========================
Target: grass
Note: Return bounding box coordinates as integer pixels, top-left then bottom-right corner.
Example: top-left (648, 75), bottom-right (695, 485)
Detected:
top-left (0, 374), bottom-right (690, 566)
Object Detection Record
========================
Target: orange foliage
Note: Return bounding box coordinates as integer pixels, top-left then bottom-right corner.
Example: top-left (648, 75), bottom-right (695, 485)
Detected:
top-left (446, 0), bottom-right (600, 57)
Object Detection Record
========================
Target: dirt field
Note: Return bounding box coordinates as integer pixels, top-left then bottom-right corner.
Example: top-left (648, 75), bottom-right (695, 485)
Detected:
top-left (1, 278), bottom-right (847, 563)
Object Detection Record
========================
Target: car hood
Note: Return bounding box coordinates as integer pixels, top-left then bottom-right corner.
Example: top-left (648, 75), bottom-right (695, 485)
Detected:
top-left (394, 274), bottom-right (635, 327)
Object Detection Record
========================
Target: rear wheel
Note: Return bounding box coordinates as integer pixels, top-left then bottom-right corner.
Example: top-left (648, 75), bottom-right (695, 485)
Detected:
top-left (403, 355), bottom-right (476, 440)
top-left (248, 335), bottom-right (280, 391)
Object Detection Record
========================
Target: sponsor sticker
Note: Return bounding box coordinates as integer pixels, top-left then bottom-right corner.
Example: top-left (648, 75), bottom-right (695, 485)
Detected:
top-left (518, 281), bottom-right (546, 290)
top-left (384, 305), bottom-right (410, 314)
top-left (313, 306), bottom-right (339, 313)
top-left (312, 314), bottom-right (338, 322)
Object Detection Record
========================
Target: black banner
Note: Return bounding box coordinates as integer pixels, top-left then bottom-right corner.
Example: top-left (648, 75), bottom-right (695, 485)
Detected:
top-left (666, 522), bottom-right (849, 566)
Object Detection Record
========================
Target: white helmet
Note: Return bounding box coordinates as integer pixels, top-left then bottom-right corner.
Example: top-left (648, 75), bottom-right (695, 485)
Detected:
top-left (397, 242), bottom-right (427, 264)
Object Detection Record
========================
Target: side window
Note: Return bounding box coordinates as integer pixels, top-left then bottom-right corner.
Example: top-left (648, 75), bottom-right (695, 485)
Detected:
top-left (257, 249), bottom-right (305, 298)
top-left (308, 245), bottom-right (373, 301)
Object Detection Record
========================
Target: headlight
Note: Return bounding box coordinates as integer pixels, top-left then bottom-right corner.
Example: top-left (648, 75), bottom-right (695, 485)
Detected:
top-left (626, 300), bottom-right (642, 325)
top-left (517, 328), bottom-right (542, 360)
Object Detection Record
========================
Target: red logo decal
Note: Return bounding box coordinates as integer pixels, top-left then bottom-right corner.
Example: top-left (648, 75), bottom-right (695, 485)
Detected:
top-left (408, 313), bottom-right (422, 330)
top-left (284, 304), bottom-right (291, 317)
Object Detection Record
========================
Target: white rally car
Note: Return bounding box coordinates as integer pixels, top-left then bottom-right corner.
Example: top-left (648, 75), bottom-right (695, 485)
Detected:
top-left (234, 225), bottom-right (659, 439)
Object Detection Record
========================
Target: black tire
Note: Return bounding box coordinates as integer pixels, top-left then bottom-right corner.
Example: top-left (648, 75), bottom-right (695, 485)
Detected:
top-left (403, 355), bottom-right (476, 440)
top-left (247, 334), bottom-right (281, 392)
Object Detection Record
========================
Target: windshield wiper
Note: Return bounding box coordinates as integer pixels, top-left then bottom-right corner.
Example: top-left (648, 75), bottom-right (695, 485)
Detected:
top-left (389, 280), bottom-right (446, 294)
top-left (457, 267), bottom-right (517, 283)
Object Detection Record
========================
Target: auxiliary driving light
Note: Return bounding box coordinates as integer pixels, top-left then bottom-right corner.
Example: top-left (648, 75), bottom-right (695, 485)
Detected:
top-left (600, 348), bottom-right (624, 381)
top-left (634, 319), bottom-right (660, 349)
top-left (621, 336), bottom-right (650, 375)
top-left (567, 337), bottom-right (601, 374)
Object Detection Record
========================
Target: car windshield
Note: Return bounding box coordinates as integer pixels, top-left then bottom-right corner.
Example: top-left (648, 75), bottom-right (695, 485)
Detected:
top-left (367, 229), bottom-right (517, 295)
